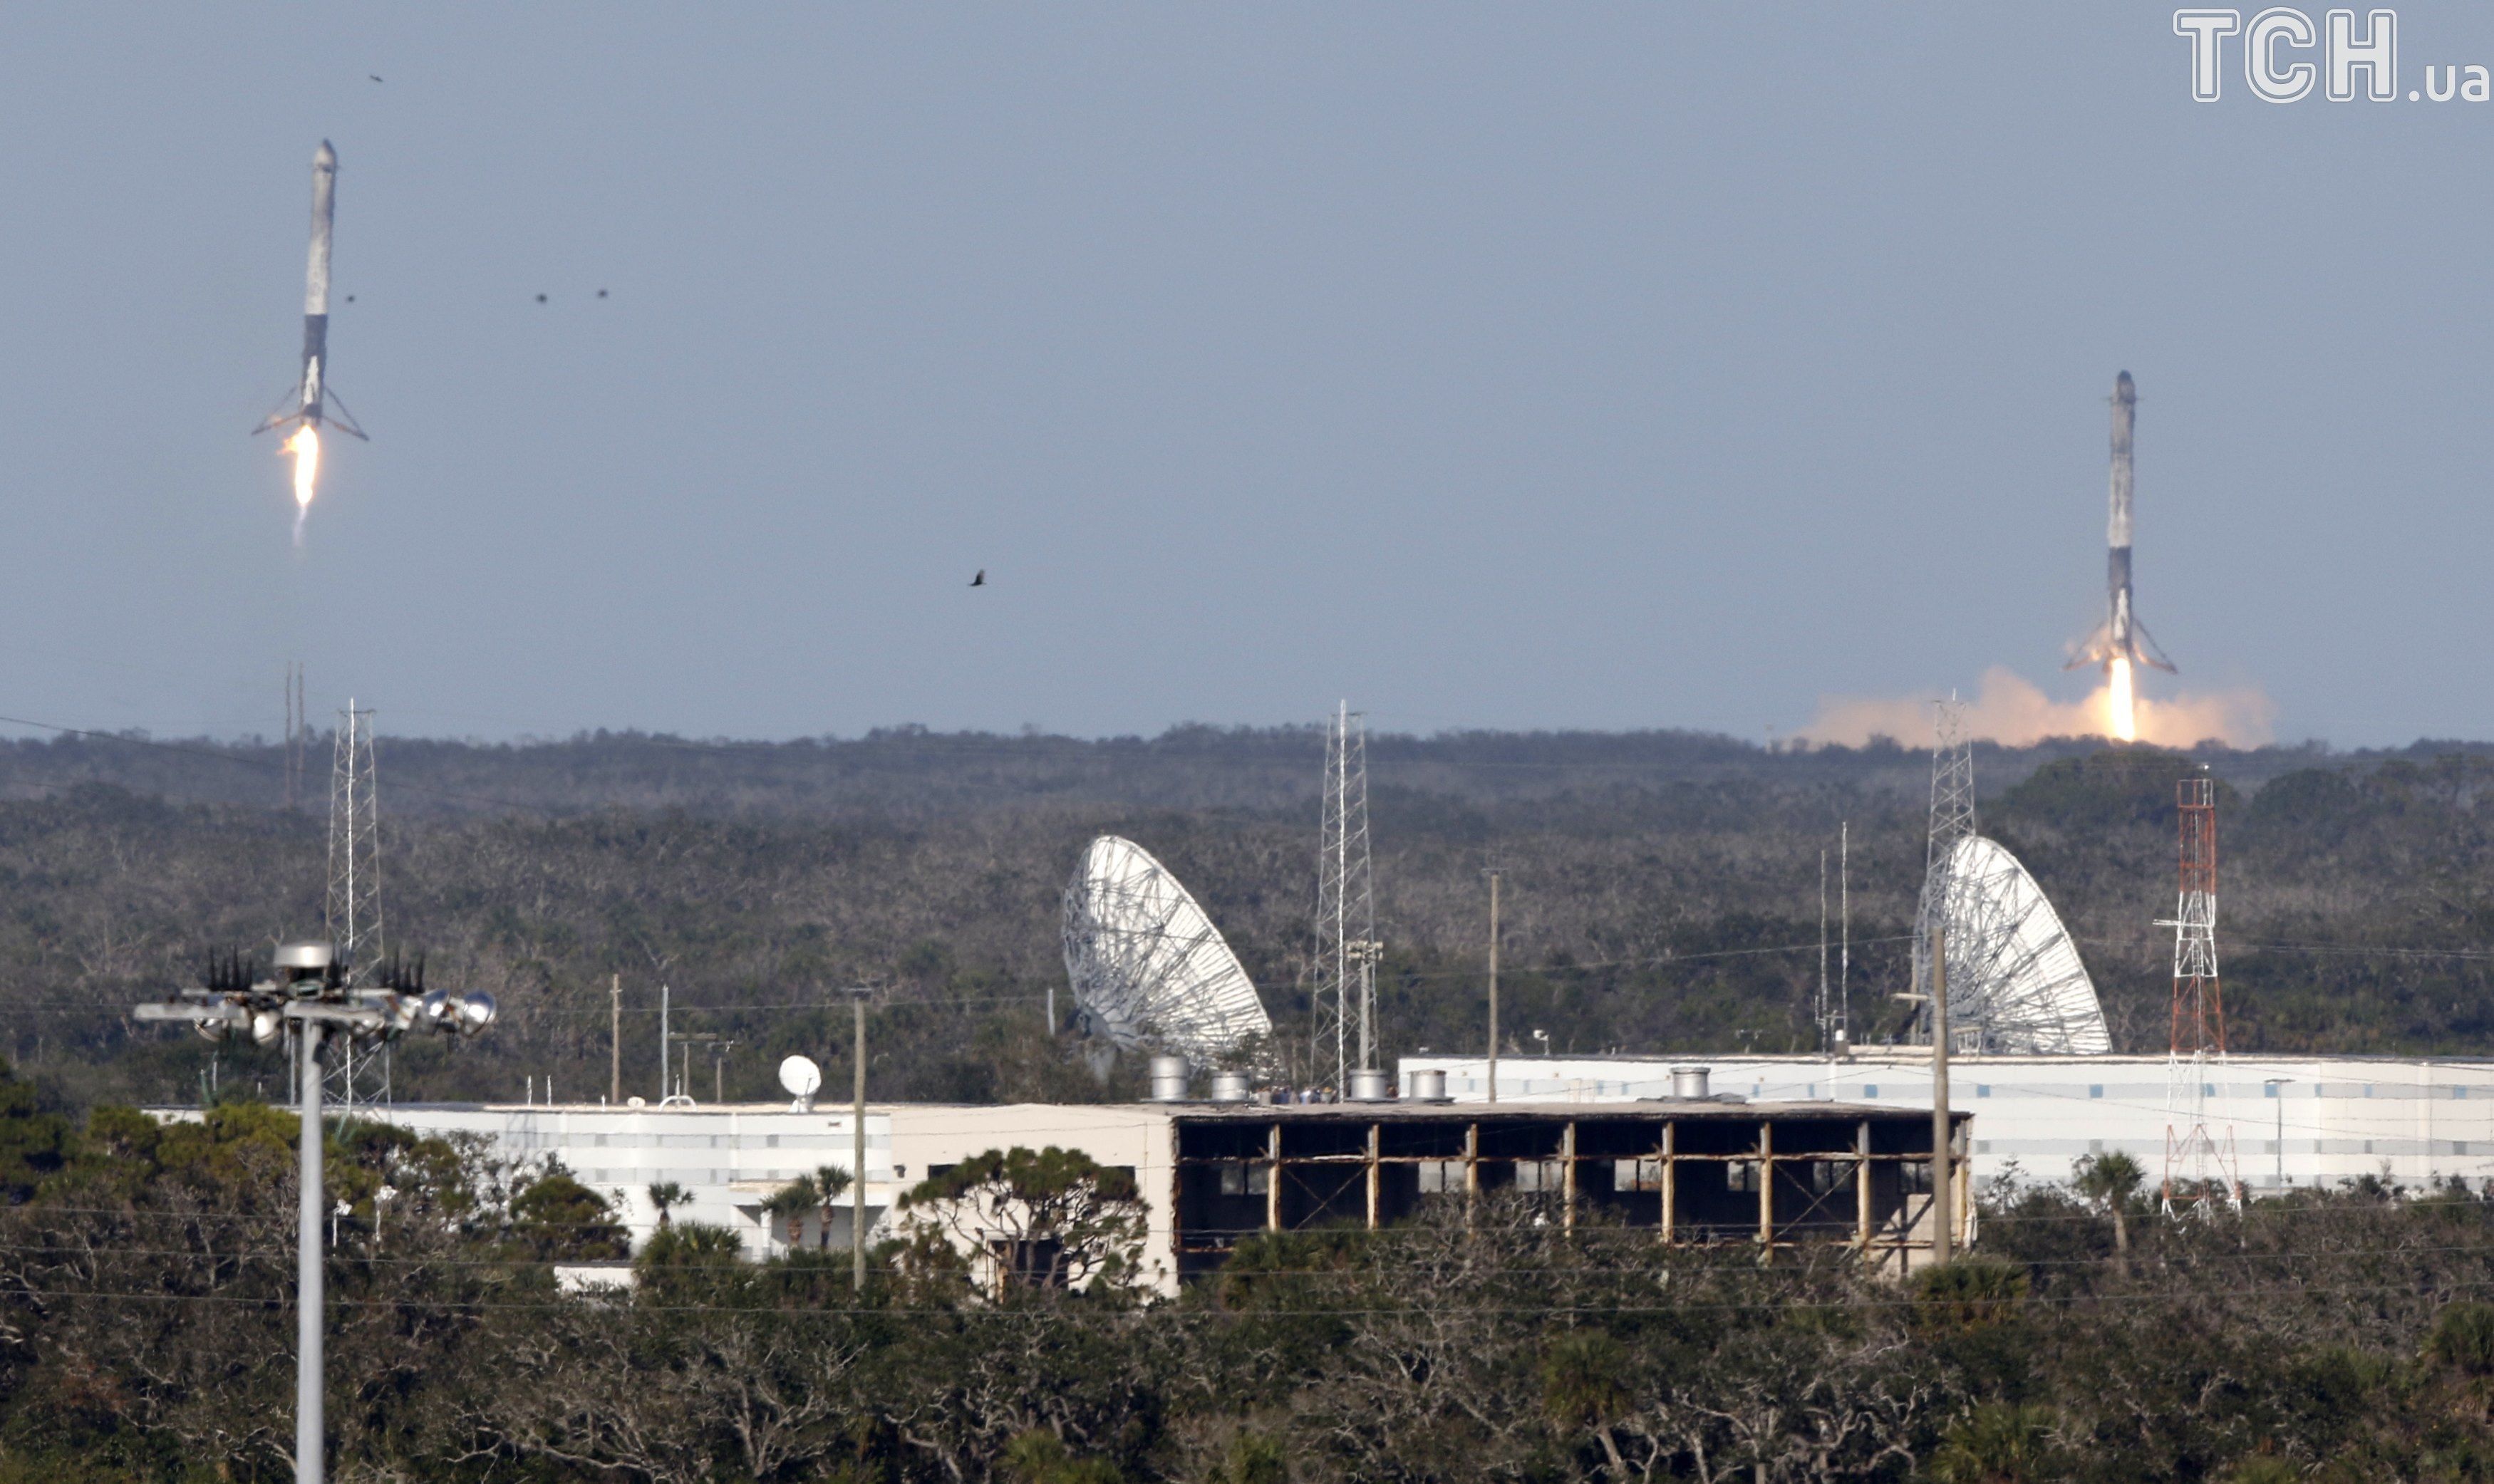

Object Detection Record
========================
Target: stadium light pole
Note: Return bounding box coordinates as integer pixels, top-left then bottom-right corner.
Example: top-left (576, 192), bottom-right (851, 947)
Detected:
top-left (294, 1018), bottom-right (325, 1480)
top-left (133, 940), bottom-right (495, 1484)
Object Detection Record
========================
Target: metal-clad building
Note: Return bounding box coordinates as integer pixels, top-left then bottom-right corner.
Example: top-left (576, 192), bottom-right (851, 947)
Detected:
top-left (1400, 1052), bottom-right (2494, 1194)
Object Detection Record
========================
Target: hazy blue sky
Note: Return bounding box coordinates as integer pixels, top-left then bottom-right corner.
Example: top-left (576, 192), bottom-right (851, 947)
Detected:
top-left (0, 4), bottom-right (2486, 746)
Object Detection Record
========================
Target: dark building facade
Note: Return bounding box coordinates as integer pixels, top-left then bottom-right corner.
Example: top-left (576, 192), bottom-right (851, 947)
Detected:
top-left (1169, 1101), bottom-right (1969, 1278)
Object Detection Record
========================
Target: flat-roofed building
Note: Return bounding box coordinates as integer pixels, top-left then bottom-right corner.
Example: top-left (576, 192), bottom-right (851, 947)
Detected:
top-left (1400, 1052), bottom-right (2494, 1195)
top-left (172, 1095), bottom-right (1965, 1287)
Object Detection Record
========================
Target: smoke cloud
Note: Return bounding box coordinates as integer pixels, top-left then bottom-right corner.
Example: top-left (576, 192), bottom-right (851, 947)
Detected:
top-left (1797, 665), bottom-right (2277, 750)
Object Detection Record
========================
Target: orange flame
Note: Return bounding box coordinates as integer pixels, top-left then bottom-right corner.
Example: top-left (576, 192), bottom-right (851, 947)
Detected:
top-left (2106, 657), bottom-right (2137, 742)
top-left (281, 425), bottom-right (320, 546)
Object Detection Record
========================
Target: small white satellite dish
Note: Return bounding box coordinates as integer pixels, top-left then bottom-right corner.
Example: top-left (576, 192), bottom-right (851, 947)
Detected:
top-left (779, 1054), bottom-right (822, 1109)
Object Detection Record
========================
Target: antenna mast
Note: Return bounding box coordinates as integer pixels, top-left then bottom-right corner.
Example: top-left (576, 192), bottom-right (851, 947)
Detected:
top-left (2161, 770), bottom-right (2240, 1214)
top-left (324, 701), bottom-right (387, 1106)
top-left (284, 663), bottom-right (306, 811)
top-left (1311, 702), bottom-right (1375, 1089)
top-left (1911, 697), bottom-right (1976, 1044)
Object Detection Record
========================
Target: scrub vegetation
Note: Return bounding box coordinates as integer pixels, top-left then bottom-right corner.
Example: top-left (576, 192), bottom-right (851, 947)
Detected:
top-left (0, 1065), bottom-right (2488, 1479)
top-left (0, 725), bottom-right (2486, 1110)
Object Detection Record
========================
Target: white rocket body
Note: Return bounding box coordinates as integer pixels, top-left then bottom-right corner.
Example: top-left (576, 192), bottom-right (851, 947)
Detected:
top-left (259, 140), bottom-right (363, 440)
top-left (2069, 370), bottom-right (2171, 675)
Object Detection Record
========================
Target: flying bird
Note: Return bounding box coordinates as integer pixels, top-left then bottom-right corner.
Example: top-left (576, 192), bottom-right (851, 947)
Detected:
top-left (596, 289), bottom-right (609, 299)
top-left (368, 75), bottom-right (383, 83)
top-left (534, 294), bottom-right (547, 303)
top-left (970, 570), bottom-right (985, 587)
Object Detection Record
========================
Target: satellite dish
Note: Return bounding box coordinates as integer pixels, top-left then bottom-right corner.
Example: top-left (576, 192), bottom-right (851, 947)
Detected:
top-left (1916, 835), bottom-right (2111, 1054)
top-left (1062, 836), bottom-right (1270, 1059)
top-left (779, 1054), bottom-right (822, 1106)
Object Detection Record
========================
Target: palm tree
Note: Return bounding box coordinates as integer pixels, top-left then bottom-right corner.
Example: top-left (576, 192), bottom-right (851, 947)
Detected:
top-left (646, 1180), bottom-right (690, 1230)
top-left (813, 1165), bottom-right (853, 1250)
top-left (762, 1174), bottom-right (819, 1251)
top-left (2074, 1151), bottom-right (2144, 1270)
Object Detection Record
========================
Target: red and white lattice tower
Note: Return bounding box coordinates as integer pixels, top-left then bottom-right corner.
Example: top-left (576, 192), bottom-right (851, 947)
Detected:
top-left (2161, 772), bottom-right (2241, 1215)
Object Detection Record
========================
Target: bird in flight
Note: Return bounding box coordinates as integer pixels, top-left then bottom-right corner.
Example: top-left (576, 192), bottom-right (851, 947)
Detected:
top-left (368, 75), bottom-right (383, 83)
top-left (970, 570), bottom-right (986, 587)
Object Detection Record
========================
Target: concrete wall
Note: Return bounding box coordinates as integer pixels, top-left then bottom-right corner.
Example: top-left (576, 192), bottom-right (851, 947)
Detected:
top-left (1399, 1053), bottom-right (2494, 1194)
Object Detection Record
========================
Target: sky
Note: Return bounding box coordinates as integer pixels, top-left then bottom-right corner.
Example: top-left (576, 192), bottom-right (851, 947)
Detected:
top-left (0, 4), bottom-right (2487, 747)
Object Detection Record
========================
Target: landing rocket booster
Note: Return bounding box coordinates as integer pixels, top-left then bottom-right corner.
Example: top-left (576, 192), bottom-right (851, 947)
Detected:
top-left (255, 141), bottom-right (366, 441)
top-left (2067, 370), bottom-right (2170, 675)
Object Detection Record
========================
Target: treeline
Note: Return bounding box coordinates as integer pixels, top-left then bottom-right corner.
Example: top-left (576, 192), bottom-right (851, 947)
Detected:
top-left (3, 1067), bottom-right (2494, 1479)
top-left (4, 727), bottom-right (2494, 1111)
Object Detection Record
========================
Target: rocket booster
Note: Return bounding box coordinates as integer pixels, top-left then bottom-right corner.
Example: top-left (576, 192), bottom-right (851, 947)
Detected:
top-left (2068, 370), bottom-right (2171, 675)
top-left (257, 140), bottom-right (366, 441)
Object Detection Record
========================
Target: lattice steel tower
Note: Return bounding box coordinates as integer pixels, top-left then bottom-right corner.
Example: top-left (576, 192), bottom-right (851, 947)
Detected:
top-left (1910, 697), bottom-right (1977, 1044)
top-left (324, 702), bottom-right (388, 1106)
top-left (2160, 771), bottom-right (2240, 1214)
top-left (1311, 702), bottom-right (1376, 1090)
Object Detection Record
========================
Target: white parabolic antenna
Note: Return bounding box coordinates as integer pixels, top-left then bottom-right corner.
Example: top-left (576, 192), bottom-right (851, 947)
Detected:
top-left (1925, 834), bottom-right (2111, 1055)
top-left (778, 1054), bottom-right (823, 1099)
top-left (1062, 836), bottom-right (1271, 1058)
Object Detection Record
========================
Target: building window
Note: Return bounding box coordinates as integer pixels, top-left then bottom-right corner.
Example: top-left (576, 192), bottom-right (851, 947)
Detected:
top-left (2088, 1140), bottom-right (2103, 1154)
top-left (1974, 1140), bottom-right (1991, 1153)
top-left (1417, 1159), bottom-right (1464, 1193)
top-left (1216, 1161), bottom-right (1268, 1196)
top-left (766, 1135), bottom-right (780, 1148)
top-left (1975, 1085), bottom-right (1990, 1099)
top-left (1615, 1157), bottom-right (1665, 1192)
top-left (2264, 1084), bottom-right (2279, 1099)
top-left (1901, 1161), bottom-right (1932, 1194)
top-left (2365, 1086), bottom-right (2376, 1099)
top-left (1863, 1084), bottom-right (1879, 1098)
top-left (2458, 1141), bottom-right (2473, 1156)
top-left (1516, 1159), bottom-right (1566, 1193)
top-left (1725, 1161), bottom-right (1760, 1194)
top-left (2203, 1083), bottom-right (2215, 1098)
top-left (2089, 1085), bottom-right (2104, 1099)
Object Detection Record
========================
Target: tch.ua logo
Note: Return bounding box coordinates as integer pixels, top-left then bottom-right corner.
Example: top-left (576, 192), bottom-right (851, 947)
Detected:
top-left (2173, 9), bottom-right (2470, 102)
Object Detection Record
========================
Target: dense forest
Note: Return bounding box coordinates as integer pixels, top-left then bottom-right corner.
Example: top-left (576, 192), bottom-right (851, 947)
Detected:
top-left (0, 1061), bottom-right (2492, 1480)
top-left (1, 724), bottom-right (2492, 1113)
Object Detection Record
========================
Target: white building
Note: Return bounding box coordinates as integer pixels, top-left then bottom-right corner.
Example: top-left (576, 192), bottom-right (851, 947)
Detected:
top-left (232, 1094), bottom-right (1957, 1287)
top-left (1399, 1052), bottom-right (2494, 1194)
top-left (304, 1101), bottom-right (899, 1257)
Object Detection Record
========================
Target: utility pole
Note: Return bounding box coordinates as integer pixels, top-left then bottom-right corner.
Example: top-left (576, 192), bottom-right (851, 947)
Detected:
top-left (657, 983), bottom-right (670, 1103)
top-left (1930, 923), bottom-right (1953, 1265)
top-left (1484, 868), bottom-right (1501, 1104)
top-left (609, 975), bottom-right (621, 1104)
top-left (847, 987), bottom-right (871, 1290)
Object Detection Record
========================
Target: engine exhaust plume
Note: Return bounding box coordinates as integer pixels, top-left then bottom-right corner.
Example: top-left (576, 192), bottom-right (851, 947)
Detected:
top-left (282, 425), bottom-right (320, 547)
top-left (1799, 665), bottom-right (2274, 750)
